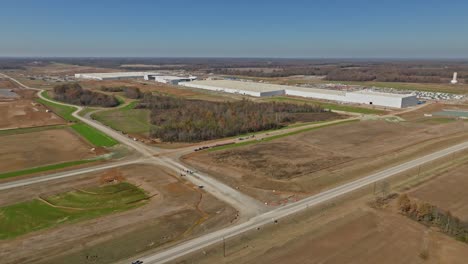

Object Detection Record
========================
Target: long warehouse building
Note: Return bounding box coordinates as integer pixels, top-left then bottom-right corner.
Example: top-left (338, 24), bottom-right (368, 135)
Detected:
top-left (75, 72), bottom-right (159, 80)
top-left (180, 80), bottom-right (418, 108)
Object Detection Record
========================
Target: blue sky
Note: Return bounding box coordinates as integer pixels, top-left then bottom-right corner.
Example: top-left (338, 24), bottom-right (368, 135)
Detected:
top-left (1, 0), bottom-right (467, 58)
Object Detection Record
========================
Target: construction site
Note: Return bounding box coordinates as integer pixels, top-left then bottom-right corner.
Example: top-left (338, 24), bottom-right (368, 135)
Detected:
top-left (1, 60), bottom-right (468, 264)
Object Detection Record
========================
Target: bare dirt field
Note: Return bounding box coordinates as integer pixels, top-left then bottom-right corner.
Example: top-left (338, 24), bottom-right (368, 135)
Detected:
top-left (410, 161), bottom-right (468, 221)
top-left (398, 102), bottom-right (468, 121)
top-left (80, 79), bottom-right (245, 102)
top-left (0, 99), bottom-right (65, 129)
top-left (0, 79), bottom-right (17, 89)
top-left (0, 164), bottom-right (236, 264)
top-left (180, 195), bottom-right (468, 264)
top-left (184, 119), bottom-right (468, 203)
top-left (0, 128), bottom-right (96, 173)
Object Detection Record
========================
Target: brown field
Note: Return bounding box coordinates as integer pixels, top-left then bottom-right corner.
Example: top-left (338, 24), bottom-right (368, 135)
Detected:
top-left (410, 162), bottom-right (468, 221)
top-left (0, 99), bottom-right (65, 129)
top-left (0, 128), bottom-right (96, 173)
top-left (398, 102), bottom-right (468, 121)
top-left (184, 119), bottom-right (468, 203)
top-left (0, 79), bottom-right (17, 89)
top-left (179, 195), bottom-right (468, 264)
top-left (79, 79), bottom-right (247, 102)
top-left (0, 164), bottom-right (236, 264)
top-left (4, 63), bottom-right (121, 89)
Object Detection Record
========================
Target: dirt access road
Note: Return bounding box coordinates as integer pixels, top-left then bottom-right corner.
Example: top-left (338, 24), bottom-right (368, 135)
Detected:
top-left (4, 72), bottom-right (468, 264)
top-left (185, 119), bottom-right (468, 203)
top-left (0, 164), bottom-right (236, 264)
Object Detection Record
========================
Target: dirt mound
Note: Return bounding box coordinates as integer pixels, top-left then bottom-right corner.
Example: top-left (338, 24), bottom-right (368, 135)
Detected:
top-left (99, 169), bottom-right (125, 184)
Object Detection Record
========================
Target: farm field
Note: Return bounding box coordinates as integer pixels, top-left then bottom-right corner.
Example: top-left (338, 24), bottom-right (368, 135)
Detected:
top-left (184, 119), bottom-right (468, 203)
top-left (0, 99), bottom-right (65, 129)
top-left (410, 162), bottom-right (468, 221)
top-left (0, 78), bottom-right (17, 89)
top-left (0, 164), bottom-right (236, 264)
top-left (183, 194), bottom-right (468, 264)
top-left (0, 128), bottom-right (97, 173)
top-left (80, 79), bottom-right (242, 102)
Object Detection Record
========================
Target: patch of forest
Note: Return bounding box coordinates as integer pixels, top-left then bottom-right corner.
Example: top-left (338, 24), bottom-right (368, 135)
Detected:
top-left (53, 83), bottom-right (119, 107)
top-left (137, 94), bottom-right (333, 142)
top-left (212, 63), bottom-right (468, 84)
top-left (100, 86), bottom-right (142, 99)
top-left (398, 194), bottom-right (468, 243)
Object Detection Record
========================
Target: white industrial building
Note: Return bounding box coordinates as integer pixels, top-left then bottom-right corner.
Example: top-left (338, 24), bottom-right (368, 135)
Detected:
top-left (75, 72), bottom-right (159, 81)
top-left (180, 80), bottom-right (418, 108)
top-left (144, 75), bottom-right (197, 85)
top-left (180, 80), bottom-right (285, 97)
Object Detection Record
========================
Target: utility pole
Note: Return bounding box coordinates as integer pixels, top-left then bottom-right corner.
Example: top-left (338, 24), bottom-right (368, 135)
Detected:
top-left (223, 236), bottom-right (226, 258)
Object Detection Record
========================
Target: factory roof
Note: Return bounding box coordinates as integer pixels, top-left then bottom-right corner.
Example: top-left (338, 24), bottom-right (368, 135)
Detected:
top-left (188, 80), bottom-right (415, 99)
top-left (350, 90), bottom-right (415, 98)
top-left (76, 72), bottom-right (159, 78)
top-left (189, 80), bottom-right (291, 93)
top-left (153, 76), bottom-right (196, 80)
top-left (284, 86), bottom-right (346, 96)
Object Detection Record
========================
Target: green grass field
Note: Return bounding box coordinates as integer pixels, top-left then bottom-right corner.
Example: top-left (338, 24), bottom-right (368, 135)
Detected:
top-left (77, 107), bottom-right (99, 117)
top-left (0, 159), bottom-right (100, 180)
top-left (0, 182), bottom-right (148, 239)
top-left (265, 96), bottom-right (385, 115)
top-left (92, 102), bottom-right (151, 136)
top-left (71, 123), bottom-right (119, 147)
top-left (36, 92), bottom-right (118, 147)
top-left (35, 97), bottom-right (78, 122)
top-left (0, 125), bottom-right (67, 136)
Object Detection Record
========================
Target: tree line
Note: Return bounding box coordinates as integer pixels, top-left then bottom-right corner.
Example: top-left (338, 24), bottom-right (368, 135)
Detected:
top-left (398, 194), bottom-right (468, 242)
top-left (137, 93), bottom-right (324, 142)
top-left (100, 86), bottom-right (142, 99)
top-left (53, 83), bottom-right (119, 107)
top-left (212, 63), bottom-right (468, 84)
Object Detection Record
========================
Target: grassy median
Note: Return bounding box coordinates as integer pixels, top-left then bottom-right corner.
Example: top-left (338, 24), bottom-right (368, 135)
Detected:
top-left (71, 123), bottom-right (118, 147)
top-left (36, 91), bottom-right (118, 147)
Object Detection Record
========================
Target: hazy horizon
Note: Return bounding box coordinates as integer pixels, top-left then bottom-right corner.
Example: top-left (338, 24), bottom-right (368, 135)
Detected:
top-left (2, 0), bottom-right (468, 58)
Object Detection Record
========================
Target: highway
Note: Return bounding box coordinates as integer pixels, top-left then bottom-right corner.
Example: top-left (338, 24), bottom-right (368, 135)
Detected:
top-left (2, 72), bottom-right (468, 264)
top-left (137, 140), bottom-right (468, 264)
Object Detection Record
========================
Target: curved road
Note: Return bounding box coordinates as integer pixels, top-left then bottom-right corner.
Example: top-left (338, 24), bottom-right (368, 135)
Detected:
top-left (0, 72), bottom-right (267, 218)
top-left (2, 72), bottom-right (468, 264)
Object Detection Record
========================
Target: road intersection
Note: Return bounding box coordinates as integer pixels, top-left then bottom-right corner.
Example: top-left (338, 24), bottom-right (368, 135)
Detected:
top-left (2, 72), bottom-right (468, 264)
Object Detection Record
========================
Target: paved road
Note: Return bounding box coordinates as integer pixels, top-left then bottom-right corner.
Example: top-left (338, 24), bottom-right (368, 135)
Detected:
top-left (136, 140), bottom-right (468, 264)
top-left (0, 73), bottom-right (266, 218)
top-left (4, 72), bottom-right (468, 264)
top-left (0, 158), bottom-right (143, 191)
